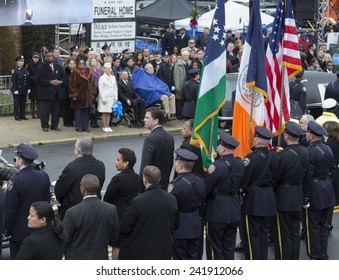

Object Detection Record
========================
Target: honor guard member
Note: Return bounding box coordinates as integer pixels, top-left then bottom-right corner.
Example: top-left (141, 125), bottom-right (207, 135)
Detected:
top-left (274, 121), bottom-right (311, 260)
top-left (169, 148), bottom-right (206, 260)
top-left (241, 126), bottom-right (279, 260)
top-left (289, 69), bottom-right (307, 116)
top-left (3, 143), bottom-right (51, 259)
top-left (204, 133), bottom-right (245, 260)
top-left (315, 98), bottom-right (339, 126)
top-left (305, 121), bottom-right (337, 259)
top-left (120, 49), bottom-right (130, 70)
top-left (11, 55), bottom-right (31, 121)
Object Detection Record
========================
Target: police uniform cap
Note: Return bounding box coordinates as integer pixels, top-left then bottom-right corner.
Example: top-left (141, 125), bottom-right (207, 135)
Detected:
top-left (32, 52), bottom-right (40, 58)
top-left (70, 46), bottom-right (79, 52)
top-left (284, 121), bottom-right (304, 138)
top-left (101, 44), bottom-right (110, 51)
top-left (15, 55), bottom-right (24, 61)
top-left (307, 120), bottom-right (327, 136)
top-left (122, 49), bottom-right (130, 54)
top-left (16, 143), bottom-right (38, 161)
top-left (175, 148), bottom-right (198, 161)
top-left (295, 69), bottom-right (304, 78)
top-left (84, 47), bottom-right (94, 54)
top-left (226, 30), bottom-right (232, 34)
top-left (163, 51), bottom-right (169, 57)
top-left (322, 98), bottom-right (337, 109)
top-left (254, 126), bottom-right (274, 140)
top-left (188, 68), bottom-right (200, 75)
top-left (218, 133), bottom-right (240, 149)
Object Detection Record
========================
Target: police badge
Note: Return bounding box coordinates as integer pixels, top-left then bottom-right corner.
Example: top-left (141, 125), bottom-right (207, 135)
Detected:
top-left (208, 164), bottom-right (216, 174)
top-left (243, 157), bottom-right (251, 167)
top-left (167, 183), bottom-right (174, 193)
top-left (6, 180), bottom-right (14, 191)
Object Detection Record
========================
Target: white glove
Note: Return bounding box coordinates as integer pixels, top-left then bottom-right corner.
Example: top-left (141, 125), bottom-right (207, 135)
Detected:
top-left (303, 202), bottom-right (310, 209)
top-left (171, 86), bottom-right (176, 91)
top-left (27, 89), bottom-right (31, 94)
top-left (13, 91), bottom-right (18, 95)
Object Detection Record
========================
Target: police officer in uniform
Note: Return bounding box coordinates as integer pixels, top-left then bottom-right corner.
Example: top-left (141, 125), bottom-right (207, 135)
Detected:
top-left (120, 48), bottom-right (130, 70)
top-left (204, 133), bottom-right (245, 260)
top-left (156, 51), bottom-right (175, 94)
top-left (324, 71), bottom-right (339, 117)
top-left (11, 55), bottom-right (30, 121)
top-left (274, 121), bottom-right (311, 260)
top-left (181, 68), bottom-right (200, 120)
top-left (305, 121), bottom-right (337, 259)
top-left (241, 126), bottom-right (279, 260)
top-left (100, 44), bottom-right (113, 63)
top-left (69, 46), bottom-right (80, 63)
top-left (289, 70), bottom-right (307, 117)
top-left (169, 148), bottom-right (206, 260)
top-left (3, 143), bottom-right (51, 259)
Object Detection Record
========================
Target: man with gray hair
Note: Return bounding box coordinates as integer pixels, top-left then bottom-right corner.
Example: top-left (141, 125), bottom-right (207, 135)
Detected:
top-left (299, 114), bottom-right (315, 147)
top-left (54, 137), bottom-right (105, 219)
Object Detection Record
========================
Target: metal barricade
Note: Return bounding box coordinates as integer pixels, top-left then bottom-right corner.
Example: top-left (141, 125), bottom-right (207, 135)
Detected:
top-left (136, 36), bottom-right (162, 53)
top-left (0, 75), bottom-right (13, 115)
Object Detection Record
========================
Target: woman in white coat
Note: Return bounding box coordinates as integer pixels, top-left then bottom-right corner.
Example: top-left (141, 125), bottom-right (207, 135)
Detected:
top-left (98, 63), bottom-right (118, 132)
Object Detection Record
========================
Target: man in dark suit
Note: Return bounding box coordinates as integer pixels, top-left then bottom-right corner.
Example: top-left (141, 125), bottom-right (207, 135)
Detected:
top-left (140, 107), bottom-right (174, 189)
top-left (118, 70), bottom-right (145, 126)
top-left (36, 51), bottom-right (66, 132)
top-left (63, 174), bottom-right (119, 260)
top-left (3, 143), bottom-right (50, 259)
top-left (119, 166), bottom-right (179, 260)
top-left (54, 137), bottom-right (105, 220)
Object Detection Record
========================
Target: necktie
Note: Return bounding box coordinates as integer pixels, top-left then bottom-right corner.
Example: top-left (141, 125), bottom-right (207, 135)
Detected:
top-left (50, 64), bottom-right (54, 75)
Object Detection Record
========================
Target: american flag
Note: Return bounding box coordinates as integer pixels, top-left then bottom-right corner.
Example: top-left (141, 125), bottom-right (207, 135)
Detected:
top-left (265, 0), bottom-right (302, 133)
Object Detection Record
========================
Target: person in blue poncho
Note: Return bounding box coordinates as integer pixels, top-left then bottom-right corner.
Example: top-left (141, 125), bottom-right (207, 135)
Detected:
top-left (131, 64), bottom-right (176, 121)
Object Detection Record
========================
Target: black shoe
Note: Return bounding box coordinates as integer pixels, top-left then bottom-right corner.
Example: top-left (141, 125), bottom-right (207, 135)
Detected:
top-left (42, 127), bottom-right (49, 132)
top-left (21, 116), bottom-right (28, 120)
top-left (50, 126), bottom-right (61, 131)
top-left (90, 123), bottom-right (97, 128)
top-left (15, 117), bottom-right (21, 121)
top-left (235, 241), bottom-right (244, 252)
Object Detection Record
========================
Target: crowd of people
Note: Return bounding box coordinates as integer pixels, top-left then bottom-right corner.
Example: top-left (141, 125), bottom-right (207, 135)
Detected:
top-left (11, 28), bottom-right (209, 132)
top-left (0, 103), bottom-right (339, 260)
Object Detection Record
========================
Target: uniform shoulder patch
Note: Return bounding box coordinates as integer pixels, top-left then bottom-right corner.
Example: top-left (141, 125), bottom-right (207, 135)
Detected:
top-left (208, 164), bottom-right (216, 174)
top-left (6, 180), bottom-right (14, 191)
top-left (167, 183), bottom-right (175, 193)
top-left (302, 87), bottom-right (306, 92)
top-left (243, 157), bottom-right (251, 167)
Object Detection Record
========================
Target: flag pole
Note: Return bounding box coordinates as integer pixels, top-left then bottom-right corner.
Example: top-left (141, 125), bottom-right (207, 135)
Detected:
top-left (278, 66), bottom-right (286, 148)
top-left (209, 117), bottom-right (214, 159)
top-left (248, 86), bottom-right (255, 148)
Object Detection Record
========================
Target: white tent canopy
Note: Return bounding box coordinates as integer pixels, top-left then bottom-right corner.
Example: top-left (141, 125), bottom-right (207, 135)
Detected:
top-left (174, 1), bottom-right (274, 32)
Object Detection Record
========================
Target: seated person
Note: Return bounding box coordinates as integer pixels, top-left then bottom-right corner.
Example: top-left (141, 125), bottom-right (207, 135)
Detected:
top-left (132, 64), bottom-right (176, 121)
top-left (118, 70), bottom-right (145, 126)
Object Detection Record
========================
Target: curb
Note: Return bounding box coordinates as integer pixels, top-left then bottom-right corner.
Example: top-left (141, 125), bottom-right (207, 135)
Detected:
top-left (2, 127), bottom-right (182, 149)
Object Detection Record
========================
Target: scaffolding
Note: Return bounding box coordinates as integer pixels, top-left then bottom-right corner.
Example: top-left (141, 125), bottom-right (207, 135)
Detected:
top-left (318, 0), bottom-right (330, 44)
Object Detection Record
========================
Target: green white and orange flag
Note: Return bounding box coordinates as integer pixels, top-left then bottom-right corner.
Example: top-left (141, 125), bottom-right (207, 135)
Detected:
top-left (190, 0), bottom-right (226, 170)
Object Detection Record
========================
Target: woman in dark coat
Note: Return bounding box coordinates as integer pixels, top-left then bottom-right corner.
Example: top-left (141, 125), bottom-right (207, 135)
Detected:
top-left (16, 201), bottom-right (67, 260)
top-left (103, 148), bottom-right (140, 260)
top-left (69, 58), bottom-right (95, 132)
top-left (26, 53), bottom-right (41, 119)
top-left (323, 121), bottom-right (339, 233)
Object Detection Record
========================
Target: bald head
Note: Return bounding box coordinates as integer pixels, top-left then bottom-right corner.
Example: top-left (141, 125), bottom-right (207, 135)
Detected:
top-left (80, 174), bottom-right (100, 195)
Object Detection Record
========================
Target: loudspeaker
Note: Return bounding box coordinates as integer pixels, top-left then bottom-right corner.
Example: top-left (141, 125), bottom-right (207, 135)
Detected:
top-left (292, 0), bottom-right (318, 20)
